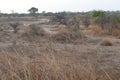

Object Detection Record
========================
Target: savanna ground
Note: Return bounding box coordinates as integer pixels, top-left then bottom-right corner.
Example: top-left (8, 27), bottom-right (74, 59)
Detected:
top-left (0, 17), bottom-right (120, 80)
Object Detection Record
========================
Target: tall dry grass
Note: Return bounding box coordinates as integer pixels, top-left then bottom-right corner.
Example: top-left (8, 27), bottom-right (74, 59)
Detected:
top-left (87, 25), bottom-right (120, 37)
top-left (0, 43), bottom-right (117, 80)
top-left (0, 24), bottom-right (119, 80)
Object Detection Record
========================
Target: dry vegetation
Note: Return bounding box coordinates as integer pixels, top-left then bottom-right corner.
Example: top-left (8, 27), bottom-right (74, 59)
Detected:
top-left (0, 11), bottom-right (120, 80)
top-left (0, 41), bottom-right (120, 80)
top-left (0, 26), bottom-right (119, 80)
top-left (51, 28), bottom-right (84, 43)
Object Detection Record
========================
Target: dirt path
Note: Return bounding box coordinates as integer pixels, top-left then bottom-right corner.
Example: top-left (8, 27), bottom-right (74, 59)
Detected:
top-left (0, 42), bottom-right (12, 47)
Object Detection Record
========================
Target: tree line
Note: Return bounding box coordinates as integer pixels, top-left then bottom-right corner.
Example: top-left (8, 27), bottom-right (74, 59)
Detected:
top-left (0, 7), bottom-right (120, 34)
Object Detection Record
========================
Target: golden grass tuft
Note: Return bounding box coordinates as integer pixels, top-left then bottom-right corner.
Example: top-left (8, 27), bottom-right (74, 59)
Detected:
top-left (112, 28), bottom-right (120, 38)
top-left (82, 25), bottom-right (102, 35)
top-left (100, 39), bottom-right (113, 46)
top-left (92, 26), bottom-right (102, 35)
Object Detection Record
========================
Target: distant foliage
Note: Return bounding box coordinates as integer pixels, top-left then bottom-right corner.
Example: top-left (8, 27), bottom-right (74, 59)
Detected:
top-left (92, 11), bottom-right (106, 28)
top-left (80, 14), bottom-right (91, 27)
top-left (92, 10), bottom-right (120, 34)
top-left (53, 12), bottom-right (67, 24)
top-left (92, 11), bottom-right (105, 17)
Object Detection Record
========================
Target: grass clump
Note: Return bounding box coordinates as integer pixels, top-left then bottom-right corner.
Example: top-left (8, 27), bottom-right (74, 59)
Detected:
top-left (29, 24), bottom-right (47, 36)
top-left (100, 39), bottom-right (113, 46)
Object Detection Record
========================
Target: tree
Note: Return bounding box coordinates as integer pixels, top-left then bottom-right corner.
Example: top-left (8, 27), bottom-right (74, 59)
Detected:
top-left (28, 7), bottom-right (38, 16)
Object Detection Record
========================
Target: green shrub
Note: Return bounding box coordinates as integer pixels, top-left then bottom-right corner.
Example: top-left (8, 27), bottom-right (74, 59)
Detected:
top-left (29, 24), bottom-right (40, 35)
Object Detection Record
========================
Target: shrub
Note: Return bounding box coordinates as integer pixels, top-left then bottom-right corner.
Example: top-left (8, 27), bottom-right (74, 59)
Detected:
top-left (9, 23), bottom-right (20, 33)
top-left (81, 14), bottom-right (91, 27)
top-left (51, 28), bottom-right (82, 43)
top-left (29, 24), bottom-right (40, 34)
top-left (29, 24), bottom-right (46, 36)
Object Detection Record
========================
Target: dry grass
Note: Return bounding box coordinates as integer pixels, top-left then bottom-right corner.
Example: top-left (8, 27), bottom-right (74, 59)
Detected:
top-left (88, 25), bottom-right (120, 38)
top-left (0, 32), bottom-right (119, 80)
top-left (82, 25), bottom-right (102, 35)
top-left (0, 23), bottom-right (119, 80)
top-left (51, 28), bottom-right (83, 43)
top-left (92, 26), bottom-right (103, 35)
top-left (0, 46), bottom-right (116, 80)
top-left (82, 25), bottom-right (120, 38)
top-left (20, 26), bottom-right (48, 39)
top-left (112, 28), bottom-right (120, 38)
